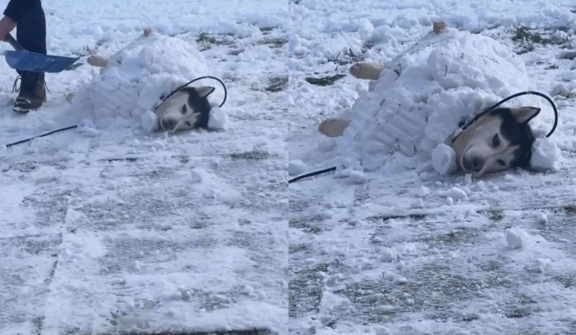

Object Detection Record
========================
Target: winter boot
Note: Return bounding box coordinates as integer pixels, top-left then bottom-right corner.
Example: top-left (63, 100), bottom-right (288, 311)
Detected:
top-left (12, 72), bottom-right (47, 113)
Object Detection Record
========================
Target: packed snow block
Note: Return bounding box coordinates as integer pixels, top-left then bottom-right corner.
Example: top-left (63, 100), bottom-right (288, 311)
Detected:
top-left (335, 28), bottom-right (554, 175)
top-left (68, 33), bottom-right (224, 130)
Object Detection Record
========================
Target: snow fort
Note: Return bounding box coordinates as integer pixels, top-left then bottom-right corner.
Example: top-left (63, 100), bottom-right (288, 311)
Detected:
top-left (68, 30), bottom-right (225, 131)
top-left (335, 26), bottom-right (555, 175)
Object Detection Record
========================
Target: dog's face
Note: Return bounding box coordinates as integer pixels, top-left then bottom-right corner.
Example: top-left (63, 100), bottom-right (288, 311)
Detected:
top-left (450, 106), bottom-right (540, 177)
top-left (155, 86), bottom-right (215, 132)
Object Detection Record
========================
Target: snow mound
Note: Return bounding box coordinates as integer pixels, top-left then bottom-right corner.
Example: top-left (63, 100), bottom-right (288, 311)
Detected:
top-left (207, 106), bottom-right (229, 130)
top-left (530, 137), bottom-right (559, 171)
top-left (69, 33), bottom-right (223, 130)
top-left (336, 28), bottom-right (555, 175)
top-left (431, 143), bottom-right (457, 175)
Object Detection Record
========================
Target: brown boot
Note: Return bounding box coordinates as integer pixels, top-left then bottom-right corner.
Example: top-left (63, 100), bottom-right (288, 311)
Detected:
top-left (12, 72), bottom-right (47, 113)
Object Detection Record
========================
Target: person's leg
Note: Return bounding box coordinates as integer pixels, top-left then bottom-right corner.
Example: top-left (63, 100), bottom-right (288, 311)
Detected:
top-left (16, 1), bottom-right (46, 55)
top-left (12, 1), bottom-right (47, 113)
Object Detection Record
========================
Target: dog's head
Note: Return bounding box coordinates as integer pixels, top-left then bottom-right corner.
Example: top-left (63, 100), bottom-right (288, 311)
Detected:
top-left (155, 86), bottom-right (215, 133)
top-left (450, 106), bottom-right (540, 177)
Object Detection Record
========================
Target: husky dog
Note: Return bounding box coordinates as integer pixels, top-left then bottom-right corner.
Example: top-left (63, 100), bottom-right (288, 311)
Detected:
top-left (71, 28), bottom-right (217, 133)
top-left (450, 106), bottom-right (539, 177)
top-left (320, 61), bottom-right (541, 177)
top-left (154, 85), bottom-right (216, 132)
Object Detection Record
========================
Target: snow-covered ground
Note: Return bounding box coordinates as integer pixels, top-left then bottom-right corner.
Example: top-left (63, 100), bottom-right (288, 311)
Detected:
top-left (289, 0), bottom-right (576, 334)
top-left (3, 0), bottom-right (576, 334)
top-left (0, 0), bottom-right (288, 334)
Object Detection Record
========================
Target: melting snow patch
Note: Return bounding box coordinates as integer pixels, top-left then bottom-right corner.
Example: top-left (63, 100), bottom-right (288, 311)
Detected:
top-left (333, 28), bottom-right (553, 175)
top-left (536, 212), bottom-right (548, 224)
top-left (381, 248), bottom-right (397, 262)
top-left (289, 160), bottom-right (308, 176)
top-left (524, 258), bottom-right (552, 273)
top-left (411, 198), bottom-right (424, 208)
top-left (374, 326), bottom-right (391, 335)
top-left (506, 227), bottom-right (529, 249)
top-left (447, 187), bottom-right (467, 201)
top-left (189, 168), bottom-right (205, 183)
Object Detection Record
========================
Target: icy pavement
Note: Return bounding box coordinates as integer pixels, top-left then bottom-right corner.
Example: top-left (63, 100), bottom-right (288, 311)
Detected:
top-left (0, 0), bottom-right (288, 334)
top-left (289, 0), bottom-right (576, 334)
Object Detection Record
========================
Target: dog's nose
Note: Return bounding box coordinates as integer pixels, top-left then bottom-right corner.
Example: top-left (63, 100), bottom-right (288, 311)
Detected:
top-left (471, 157), bottom-right (483, 171)
top-left (161, 118), bottom-right (176, 130)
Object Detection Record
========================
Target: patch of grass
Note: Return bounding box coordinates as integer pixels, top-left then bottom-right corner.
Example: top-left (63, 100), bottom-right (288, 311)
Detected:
top-left (196, 32), bottom-right (219, 45)
top-left (366, 213), bottom-right (427, 222)
top-left (326, 48), bottom-right (366, 66)
top-left (259, 37), bottom-right (288, 49)
top-left (417, 228), bottom-right (481, 248)
top-left (290, 243), bottom-right (309, 253)
top-left (259, 26), bottom-right (277, 34)
top-left (558, 50), bottom-right (576, 60)
top-left (305, 74), bottom-right (346, 86)
top-left (289, 218), bottom-right (323, 234)
top-left (562, 204), bottom-right (576, 215)
top-left (32, 316), bottom-right (44, 335)
top-left (101, 157), bottom-right (139, 163)
top-left (487, 209), bottom-right (504, 222)
top-left (228, 149), bottom-right (271, 161)
top-left (196, 32), bottom-right (234, 51)
top-left (289, 263), bottom-right (328, 318)
top-left (94, 330), bottom-right (273, 335)
top-left (553, 275), bottom-right (576, 288)
top-left (511, 26), bottom-right (571, 54)
top-left (189, 221), bottom-right (208, 229)
top-left (324, 42), bottom-right (376, 66)
top-left (172, 155), bottom-right (190, 164)
top-left (265, 76), bottom-right (288, 92)
top-left (504, 308), bottom-right (533, 319)
top-left (461, 314), bottom-right (480, 322)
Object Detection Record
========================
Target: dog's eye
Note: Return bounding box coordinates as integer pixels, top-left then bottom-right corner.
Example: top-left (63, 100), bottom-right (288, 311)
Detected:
top-left (497, 159), bottom-right (506, 166)
top-left (492, 134), bottom-right (500, 147)
top-left (181, 105), bottom-right (187, 115)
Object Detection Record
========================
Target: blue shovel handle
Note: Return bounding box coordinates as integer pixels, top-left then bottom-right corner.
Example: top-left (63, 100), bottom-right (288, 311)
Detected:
top-left (5, 34), bottom-right (24, 51)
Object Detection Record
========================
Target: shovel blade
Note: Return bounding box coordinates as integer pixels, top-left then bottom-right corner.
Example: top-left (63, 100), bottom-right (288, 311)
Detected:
top-left (4, 50), bottom-right (79, 73)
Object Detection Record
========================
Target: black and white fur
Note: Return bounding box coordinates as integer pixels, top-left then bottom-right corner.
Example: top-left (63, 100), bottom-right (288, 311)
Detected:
top-left (450, 106), bottom-right (539, 177)
top-left (154, 85), bottom-right (216, 132)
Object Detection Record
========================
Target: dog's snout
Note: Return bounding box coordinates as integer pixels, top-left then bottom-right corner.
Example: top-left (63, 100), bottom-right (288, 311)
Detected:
top-left (463, 155), bottom-right (484, 172)
top-left (160, 118), bottom-right (176, 130)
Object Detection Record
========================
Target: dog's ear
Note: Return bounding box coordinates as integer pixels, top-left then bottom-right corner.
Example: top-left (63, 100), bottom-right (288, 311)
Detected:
top-left (196, 86), bottom-right (216, 99)
top-left (511, 106), bottom-right (541, 124)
